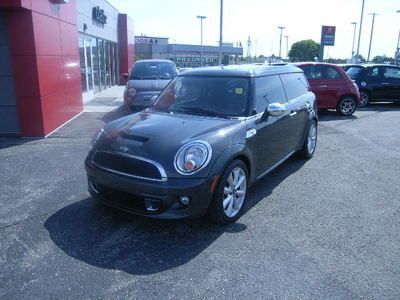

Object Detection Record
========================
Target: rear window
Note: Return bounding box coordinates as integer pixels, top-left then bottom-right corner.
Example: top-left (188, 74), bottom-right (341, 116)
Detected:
top-left (131, 61), bottom-right (177, 80)
top-left (280, 73), bottom-right (309, 100)
top-left (346, 67), bottom-right (363, 79)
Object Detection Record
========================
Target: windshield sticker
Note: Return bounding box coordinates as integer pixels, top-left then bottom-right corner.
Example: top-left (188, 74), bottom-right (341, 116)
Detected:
top-left (235, 88), bottom-right (243, 95)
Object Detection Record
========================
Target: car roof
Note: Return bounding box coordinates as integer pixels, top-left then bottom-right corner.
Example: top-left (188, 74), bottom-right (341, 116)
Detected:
top-left (293, 62), bottom-right (342, 68)
top-left (176, 64), bottom-right (303, 77)
top-left (361, 64), bottom-right (400, 68)
top-left (134, 59), bottom-right (175, 64)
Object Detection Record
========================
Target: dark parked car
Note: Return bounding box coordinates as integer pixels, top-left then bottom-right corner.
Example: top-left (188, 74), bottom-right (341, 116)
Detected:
top-left (346, 64), bottom-right (400, 107)
top-left (123, 59), bottom-right (177, 113)
top-left (296, 63), bottom-right (360, 116)
top-left (86, 64), bottom-right (317, 223)
top-left (338, 63), bottom-right (362, 72)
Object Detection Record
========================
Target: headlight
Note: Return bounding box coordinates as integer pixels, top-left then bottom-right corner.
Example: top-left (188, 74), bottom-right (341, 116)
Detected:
top-left (127, 88), bottom-right (136, 97)
top-left (89, 128), bottom-right (105, 150)
top-left (174, 140), bottom-right (212, 175)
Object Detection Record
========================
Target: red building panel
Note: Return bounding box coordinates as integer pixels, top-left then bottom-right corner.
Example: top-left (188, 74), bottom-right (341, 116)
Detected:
top-left (3, 0), bottom-right (83, 137)
top-left (118, 14), bottom-right (135, 84)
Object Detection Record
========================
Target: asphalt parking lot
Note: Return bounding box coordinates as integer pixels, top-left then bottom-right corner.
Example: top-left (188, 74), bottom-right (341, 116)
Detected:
top-left (1, 103), bottom-right (400, 299)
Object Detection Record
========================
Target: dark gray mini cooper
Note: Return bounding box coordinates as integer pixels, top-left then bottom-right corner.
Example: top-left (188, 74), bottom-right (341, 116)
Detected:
top-left (85, 64), bottom-right (317, 223)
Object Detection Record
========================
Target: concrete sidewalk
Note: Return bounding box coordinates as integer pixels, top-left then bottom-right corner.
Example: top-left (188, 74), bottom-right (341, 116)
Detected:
top-left (84, 86), bottom-right (125, 113)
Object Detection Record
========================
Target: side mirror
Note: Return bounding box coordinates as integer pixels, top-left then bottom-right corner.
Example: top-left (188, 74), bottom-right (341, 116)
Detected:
top-left (266, 103), bottom-right (286, 117)
top-left (121, 73), bottom-right (129, 80)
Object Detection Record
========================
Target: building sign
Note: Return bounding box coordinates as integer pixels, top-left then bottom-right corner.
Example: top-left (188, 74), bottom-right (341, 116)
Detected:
top-left (92, 6), bottom-right (107, 24)
top-left (175, 56), bottom-right (217, 63)
top-left (321, 26), bottom-right (336, 46)
top-left (135, 37), bottom-right (161, 44)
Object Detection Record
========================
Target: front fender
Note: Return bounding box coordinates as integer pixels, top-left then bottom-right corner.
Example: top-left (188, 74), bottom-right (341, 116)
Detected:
top-left (208, 143), bottom-right (256, 184)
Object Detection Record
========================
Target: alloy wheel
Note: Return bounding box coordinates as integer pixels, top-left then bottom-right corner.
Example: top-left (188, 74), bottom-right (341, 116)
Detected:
top-left (223, 167), bottom-right (247, 218)
top-left (307, 123), bottom-right (317, 155)
top-left (359, 92), bottom-right (369, 107)
top-left (339, 98), bottom-right (356, 115)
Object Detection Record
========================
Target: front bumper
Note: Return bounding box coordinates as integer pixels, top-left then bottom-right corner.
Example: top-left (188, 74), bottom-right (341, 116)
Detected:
top-left (85, 160), bottom-right (215, 220)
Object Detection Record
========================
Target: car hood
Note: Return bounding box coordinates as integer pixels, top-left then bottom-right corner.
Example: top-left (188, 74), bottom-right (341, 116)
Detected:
top-left (128, 79), bottom-right (171, 92)
top-left (94, 110), bottom-right (246, 178)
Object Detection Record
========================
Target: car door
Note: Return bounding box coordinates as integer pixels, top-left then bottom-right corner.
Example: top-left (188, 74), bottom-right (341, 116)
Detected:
top-left (382, 67), bottom-right (400, 99)
top-left (300, 65), bottom-right (338, 109)
top-left (247, 75), bottom-right (295, 176)
top-left (280, 73), bottom-right (312, 147)
top-left (360, 66), bottom-right (385, 100)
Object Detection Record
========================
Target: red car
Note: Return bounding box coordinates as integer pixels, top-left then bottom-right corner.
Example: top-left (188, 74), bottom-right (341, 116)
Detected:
top-left (295, 63), bottom-right (360, 116)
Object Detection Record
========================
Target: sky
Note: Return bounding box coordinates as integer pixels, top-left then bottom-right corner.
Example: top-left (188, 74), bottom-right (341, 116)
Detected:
top-left (108, 0), bottom-right (400, 60)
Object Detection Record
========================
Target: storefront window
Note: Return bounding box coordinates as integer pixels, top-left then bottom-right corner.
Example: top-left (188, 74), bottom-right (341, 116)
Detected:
top-left (79, 33), bottom-right (118, 95)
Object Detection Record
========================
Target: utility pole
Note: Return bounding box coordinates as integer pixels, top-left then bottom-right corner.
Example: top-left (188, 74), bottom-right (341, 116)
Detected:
top-left (367, 13), bottom-right (379, 62)
top-left (351, 22), bottom-right (357, 59)
top-left (197, 16), bottom-right (206, 67)
top-left (218, 0), bottom-right (223, 65)
top-left (278, 26), bottom-right (285, 59)
top-left (284, 35), bottom-right (289, 59)
top-left (395, 10), bottom-right (400, 65)
top-left (356, 0), bottom-right (365, 62)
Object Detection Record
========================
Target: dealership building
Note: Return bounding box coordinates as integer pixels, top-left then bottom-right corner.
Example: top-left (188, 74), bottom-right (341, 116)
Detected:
top-left (0, 0), bottom-right (134, 137)
top-left (135, 36), bottom-right (243, 68)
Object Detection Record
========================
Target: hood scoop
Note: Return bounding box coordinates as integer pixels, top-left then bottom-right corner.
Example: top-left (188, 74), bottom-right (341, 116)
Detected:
top-left (121, 133), bottom-right (149, 144)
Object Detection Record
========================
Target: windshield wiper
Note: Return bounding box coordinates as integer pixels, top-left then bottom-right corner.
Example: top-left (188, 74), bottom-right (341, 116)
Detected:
top-left (173, 106), bottom-right (229, 118)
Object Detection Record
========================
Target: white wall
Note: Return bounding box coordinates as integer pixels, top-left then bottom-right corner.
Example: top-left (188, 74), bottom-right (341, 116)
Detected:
top-left (76, 0), bottom-right (119, 42)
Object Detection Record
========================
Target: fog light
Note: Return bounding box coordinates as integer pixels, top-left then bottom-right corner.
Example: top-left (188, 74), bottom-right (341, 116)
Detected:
top-left (90, 181), bottom-right (99, 194)
top-left (179, 195), bottom-right (191, 206)
top-left (144, 198), bottom-right (161, 212)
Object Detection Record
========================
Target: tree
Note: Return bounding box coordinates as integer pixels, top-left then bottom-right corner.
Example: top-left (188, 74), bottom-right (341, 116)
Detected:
top-left (372, 55), bottom-right (394, 63)
top-left (288, 40), bottom-right (320, 62)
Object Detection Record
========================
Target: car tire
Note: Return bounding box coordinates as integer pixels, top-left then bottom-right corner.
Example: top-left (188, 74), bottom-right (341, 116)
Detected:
top-left (207, 160), bottom-right (249, 224)
top-left (336, 96), bottom-right (357, 116)
top-left (298, 120), bottom-right (317, 159)
top-left (359, 91), bottom-right (370, 107)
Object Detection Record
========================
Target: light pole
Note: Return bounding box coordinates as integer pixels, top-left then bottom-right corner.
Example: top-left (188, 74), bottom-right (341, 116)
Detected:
top-left (284, 35), bottom-right (289, 59)
top-left (356, 0), bottom-right (365, 62)
top-left (218, 0), bottom-right (223, 65)
top-left (395, 10), bottom-right (400, 65)
top-left (351, 22), bottom-right (357, 59)
top-left (197, 15), bottom-right (206, 67)
top-left (278, 26), bottom-right (285, 59)
top-left (367, 12), bottom-right (379, 62)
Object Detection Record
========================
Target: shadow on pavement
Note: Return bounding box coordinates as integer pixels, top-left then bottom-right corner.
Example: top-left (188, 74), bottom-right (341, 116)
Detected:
top-left (44, 157), bottom-right (305, 275)
top-left (358, 102), bottom-right (400, 112)
top-left (101, 106), bottom-right (126, 123)
top-left (317, 109), bottom-right (357, 122)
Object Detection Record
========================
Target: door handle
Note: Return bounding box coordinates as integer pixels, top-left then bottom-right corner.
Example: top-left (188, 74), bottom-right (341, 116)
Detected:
top-left (382, 83), bottom-right (390, 85)
top-left (289, 111), bottom-right (297, 117)
top-left (318, 85), bottom-right (328, 88)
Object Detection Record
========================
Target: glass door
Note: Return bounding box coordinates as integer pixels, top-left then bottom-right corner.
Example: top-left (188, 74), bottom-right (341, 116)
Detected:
top-left (80, 36), bottom-right (96, 102)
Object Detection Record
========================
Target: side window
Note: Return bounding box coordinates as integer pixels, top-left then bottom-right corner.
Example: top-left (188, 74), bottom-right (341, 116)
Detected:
top-left (300, 65), bottom-right (322, 80)
top-left (280, 73), bottom-right (310, 101)
top-left (254, 75), bottom-right (287, 113)
top-left (323, 67), bottom-right (342, 79)
top-left (301, 65), bottom-right (313, 80)
top-left (384, 67), bottom-right (400, 79)
top-left (365, 67), bottom-right (380, 79)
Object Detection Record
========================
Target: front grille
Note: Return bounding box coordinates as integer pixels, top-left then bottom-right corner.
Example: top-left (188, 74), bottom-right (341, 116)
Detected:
top-left (95, 183), bottom-right (150, 213)
top-left (93, 151), bottom-right (165, 181)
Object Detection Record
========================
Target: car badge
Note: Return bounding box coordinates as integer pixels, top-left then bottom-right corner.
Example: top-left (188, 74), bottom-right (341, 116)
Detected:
top-left (119, 145), bottom-right (129, 152)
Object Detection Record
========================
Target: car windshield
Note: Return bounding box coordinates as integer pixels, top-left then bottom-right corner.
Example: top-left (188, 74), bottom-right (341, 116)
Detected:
top-left (131, 62), bottom-right (177, 80)
top-left (153, 76), bottom-right (250, 117)
top-left (346, 67), bottom-right (363, 79)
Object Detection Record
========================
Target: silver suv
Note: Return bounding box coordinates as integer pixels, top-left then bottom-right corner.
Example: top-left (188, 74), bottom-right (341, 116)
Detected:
top-left (123, 59), bottom-right (177, 113)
